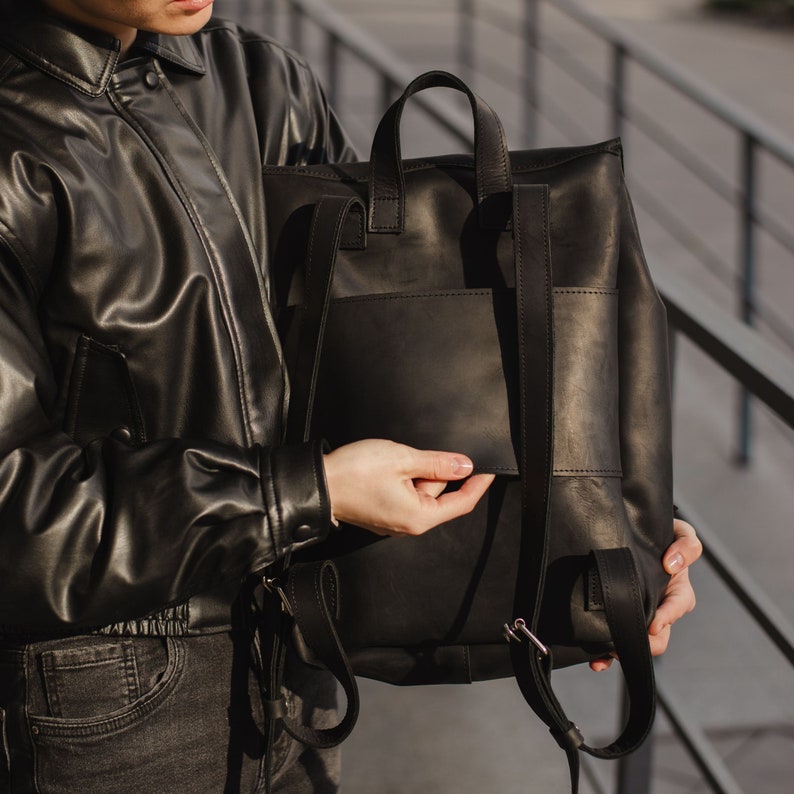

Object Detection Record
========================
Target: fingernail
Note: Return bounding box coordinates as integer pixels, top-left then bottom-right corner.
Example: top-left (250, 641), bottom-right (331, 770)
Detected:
top-left (665, 552), bottom-right (684, 573)
top-left (451, 458), bottom-right (474, 474)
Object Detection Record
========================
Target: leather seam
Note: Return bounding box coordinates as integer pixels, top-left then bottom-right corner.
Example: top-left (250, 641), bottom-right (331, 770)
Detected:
top-left (261, 142), bottom-right (621, 181)
top-left (270, 453), bottom-right (286, 556)
top-left (553, 288), bottom-right (618, 295)
top-left (8, 40), bottom-right (115, 97)
top-left (329, 290), bottom-right (505, 304)
top-left (65, 337), bottom-right (89, 438)
top-left (262, 456), bottom-right (281, 556)
top-left (541, 188), bottom-right (552, 530)
top-left (156, 62), bottom-right (268, 443)
top-left (106, 75), bottom-right (255, 444)
top-left (553, 468), bottom-right (622, 474)
top-left (309, 443), bottom-right (325, 538)
top-left (0, 50), bottom-right (20, 82)
top-left (0, 222), bottom-right (42, 296)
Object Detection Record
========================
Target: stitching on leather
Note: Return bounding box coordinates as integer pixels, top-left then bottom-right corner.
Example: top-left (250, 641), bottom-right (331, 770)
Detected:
top-left (314, 568), bottom-right (338, 743)
top-left (372, 198), bottom-right (400, 231)
top-left (261, 142), bottom-right (621, 183)
top-left (589, 565), bottom-right (604, 610)
top-left (540, 189), bottom-right (552, 487)
top-left (306, 202), bottom-right (320, 287)
top-left (158, 64), bottom-right (265, 440)
top-left (107, 75), bottom-right (255, 443)
top-left (623, 551), bottom-right (647, 646)
top-left (554, 468), bottom-right (622, 474)
top-left (514, 194), bottom-right (528, 485)
top-left (65, 338), bottom-right (90, 437)
top-left (262, 456), bottom-right (280, 554)
top-left (489, 108), bottom-right (510, 206)
top-left (323, 288), bottom-right (618, 300)
top-left (553, 288), bottom-right (618, 295)
top-left (8, 39), bottom-right (115, 97)
top-left (327, 564), bottom-right (338, 616)
top-left (309, 443), bottom-right (325, 541)
top-left (355, 209), bottom-right (364, 245)
top-left (341, 209), bottom-right (365, 248)
top-left (0, 51), bottom-right (20, 82)
top-left (475, 100), bottom-right (484, 204)
top-left (271, 452), bottom-right (286, 554)
top-left (331, 290), bottom-right (498, 304)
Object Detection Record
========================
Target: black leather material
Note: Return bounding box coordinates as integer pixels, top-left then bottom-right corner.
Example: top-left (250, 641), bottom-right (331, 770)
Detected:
top-left (264, 71), bottom-right (673, 780)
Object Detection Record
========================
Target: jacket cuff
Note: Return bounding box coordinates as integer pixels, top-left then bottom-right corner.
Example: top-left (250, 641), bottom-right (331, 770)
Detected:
top-left (260, 441), bottom-right (332, 558)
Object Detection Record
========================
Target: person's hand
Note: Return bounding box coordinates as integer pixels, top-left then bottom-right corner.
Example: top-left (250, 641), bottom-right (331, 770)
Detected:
top-left (323, 439), bottom-right (495, 537)
top-left (589, 517), bottom-right (702, 672)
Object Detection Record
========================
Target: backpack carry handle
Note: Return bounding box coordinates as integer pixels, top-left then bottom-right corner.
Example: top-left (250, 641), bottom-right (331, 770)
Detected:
top-left (368, 70), bottom-right (513, 233)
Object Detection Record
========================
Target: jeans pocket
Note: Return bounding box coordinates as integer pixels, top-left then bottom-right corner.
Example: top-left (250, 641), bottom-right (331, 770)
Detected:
top-left (40, 639), bottom-right (140, 719)
top-left (30, 637), bottom-right (185, 794)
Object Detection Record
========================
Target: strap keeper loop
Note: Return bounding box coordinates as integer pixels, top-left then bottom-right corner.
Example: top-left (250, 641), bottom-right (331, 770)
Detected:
top-left (264, 697), bottom-right (287, 720)
top-left (550, 722), bottom-right (584, 752)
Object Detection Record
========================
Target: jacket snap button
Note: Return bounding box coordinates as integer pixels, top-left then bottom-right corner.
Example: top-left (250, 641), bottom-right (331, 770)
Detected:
top-left (294, 524), bottom-right (315, 542)
top-left (143, 71), bottom-right (159, 89)
top-left (114, 426), bottom-right (132, 443)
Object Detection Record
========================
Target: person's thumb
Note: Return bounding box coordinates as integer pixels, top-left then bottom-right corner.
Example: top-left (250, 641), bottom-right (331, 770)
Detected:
top-left (409, 450), bottom-right (474, 481)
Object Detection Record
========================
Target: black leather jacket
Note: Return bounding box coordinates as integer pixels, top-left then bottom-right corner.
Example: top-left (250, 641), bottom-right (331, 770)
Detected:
top-left (0, 12), bottom-right (355, 636)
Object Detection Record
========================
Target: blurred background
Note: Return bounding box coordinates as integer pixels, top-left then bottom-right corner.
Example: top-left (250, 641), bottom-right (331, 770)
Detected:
top-left (215, 1), bottom-right (794, 791)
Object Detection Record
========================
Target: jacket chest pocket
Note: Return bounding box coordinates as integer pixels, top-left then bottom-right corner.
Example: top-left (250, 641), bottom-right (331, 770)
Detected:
top-left (64, 335), bottom-right (146, 447)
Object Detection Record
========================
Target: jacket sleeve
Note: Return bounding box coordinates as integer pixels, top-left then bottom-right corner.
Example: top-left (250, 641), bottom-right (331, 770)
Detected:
top-left (240, 30), bottom-right (358, 167)
top-left (0, 241), bottom-right (332, 632)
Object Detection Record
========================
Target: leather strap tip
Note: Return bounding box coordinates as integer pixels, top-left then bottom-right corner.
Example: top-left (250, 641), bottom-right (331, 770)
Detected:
top-left (550, 722), bottom-right (584, 752)
top-left (264, 697), bottom-right (287, 720)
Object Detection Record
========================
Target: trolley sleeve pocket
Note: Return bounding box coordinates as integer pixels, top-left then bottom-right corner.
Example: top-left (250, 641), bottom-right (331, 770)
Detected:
top-left (302, 287), bottom-right (621, 478)
top-left (552, 289), bottom-right (621, 477)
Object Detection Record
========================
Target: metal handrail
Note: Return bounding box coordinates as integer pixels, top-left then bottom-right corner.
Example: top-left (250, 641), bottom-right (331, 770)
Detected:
top-left (262, 0), bottom-right (475, 148)
top-left (215, 2), bottom-right (794, 792)
top-left (461, 0), bottom-right (794, 463)
top-left (526, 0), bottom-right (794, 166)
top-left (541, 0), bottom-right (792, 463)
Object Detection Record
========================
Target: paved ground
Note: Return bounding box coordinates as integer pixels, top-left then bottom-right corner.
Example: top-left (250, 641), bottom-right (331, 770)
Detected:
top-left (215, 2), bottom-right (794, 791)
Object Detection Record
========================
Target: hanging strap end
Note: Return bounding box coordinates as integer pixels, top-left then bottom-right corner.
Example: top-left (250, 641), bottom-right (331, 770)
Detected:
top-left (550, 722), bottom-right (584, 752)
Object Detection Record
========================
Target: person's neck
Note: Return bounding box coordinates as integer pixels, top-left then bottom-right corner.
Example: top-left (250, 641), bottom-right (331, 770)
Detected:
top-left (40, 1), bottom-right (138, 58)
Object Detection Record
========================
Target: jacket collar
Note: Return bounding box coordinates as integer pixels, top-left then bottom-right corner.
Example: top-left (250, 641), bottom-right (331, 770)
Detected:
top-left (1, 11), bottom-right (206, 97)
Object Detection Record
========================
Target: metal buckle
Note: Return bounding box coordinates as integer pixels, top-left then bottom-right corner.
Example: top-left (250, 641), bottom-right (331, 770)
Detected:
top-left (502, 618), bottom-right (549, 656)
top-left (262, 576), bottom-right (294, 617)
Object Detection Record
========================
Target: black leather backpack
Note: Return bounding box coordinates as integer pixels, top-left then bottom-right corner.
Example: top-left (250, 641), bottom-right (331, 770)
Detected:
top-left (262, 71), bottom-right (674, 792)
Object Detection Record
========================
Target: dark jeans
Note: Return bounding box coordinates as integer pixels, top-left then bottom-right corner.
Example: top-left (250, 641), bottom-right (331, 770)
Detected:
top-left (0, 633), bottom-right (340, 793)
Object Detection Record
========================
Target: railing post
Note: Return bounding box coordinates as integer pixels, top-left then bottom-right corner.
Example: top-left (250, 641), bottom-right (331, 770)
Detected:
top-left (380, 74), bottom-right (396, 117)
top-left (617, 734), bottom-right (654, 794)
top-left (290, 3), bottom-right (304, 54)
top-left (611, 44), bottom-right (626, 141)
top-left (737, 133), bottom-right (757, 465)
top-left (327, 33), bottom-right (340, 109)
top-left (523, 0), bottom-right (539, 147)
top-left (458, 0), bottom-right (476, 87)
top-left (617, 655), bottom-right (657, 794)
top-left (262, 0), bottom-right (275, 33)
